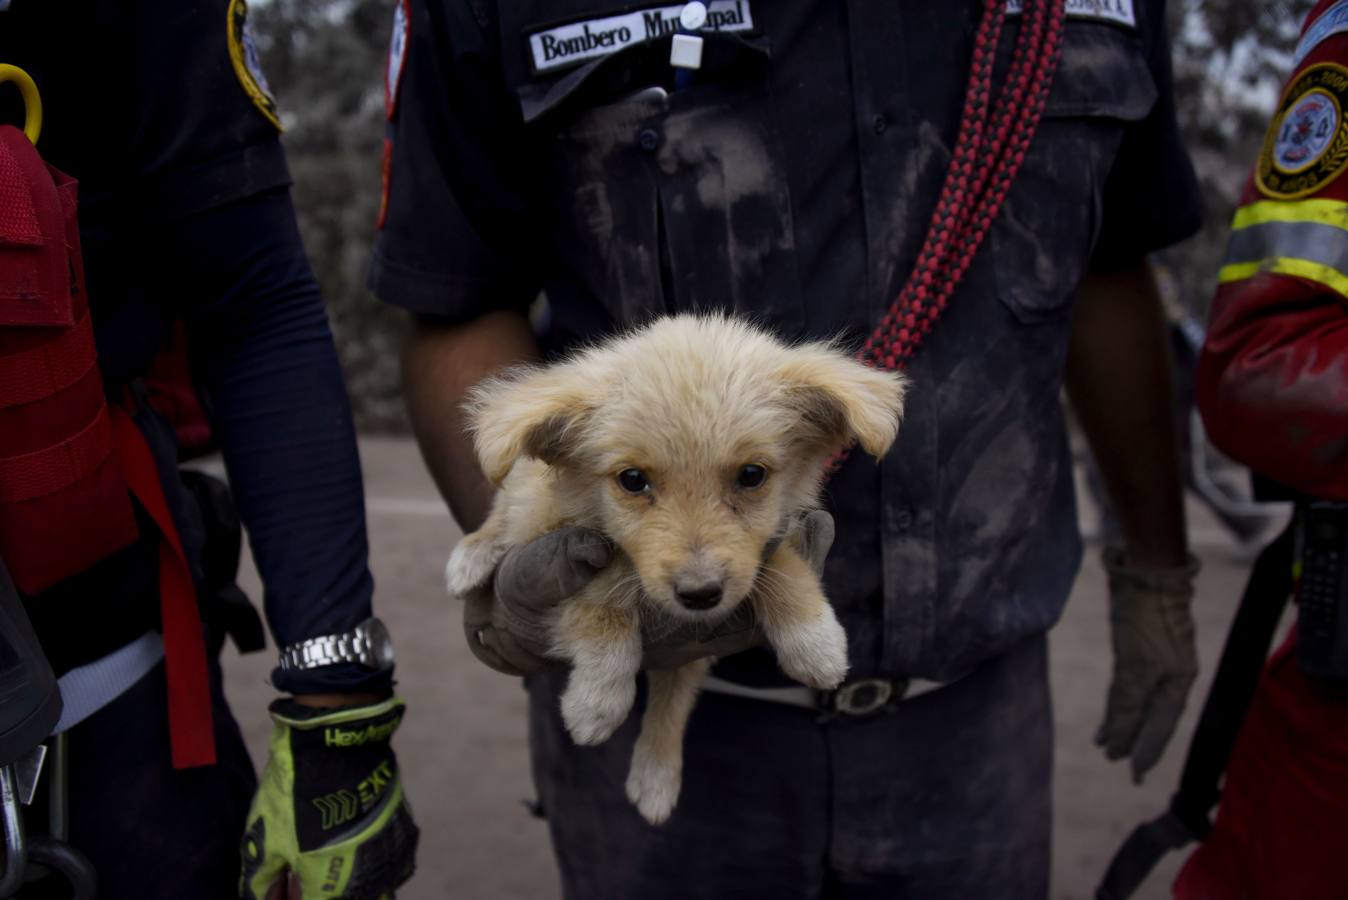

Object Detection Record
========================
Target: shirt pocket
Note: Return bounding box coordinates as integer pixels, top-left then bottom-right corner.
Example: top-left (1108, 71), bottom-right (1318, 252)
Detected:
top-left (991, 23), bottom-right (1158, 324)
top-left (507, 28), bottom-right (805, 332)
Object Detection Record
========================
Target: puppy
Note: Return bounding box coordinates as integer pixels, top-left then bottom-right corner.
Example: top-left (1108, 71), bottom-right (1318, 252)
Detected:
top-left (446, 314), bottom-right (906, 824)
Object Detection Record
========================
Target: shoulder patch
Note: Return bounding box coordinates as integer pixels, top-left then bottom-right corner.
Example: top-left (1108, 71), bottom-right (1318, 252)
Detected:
top-left (1005, 0), bottom-right (1135, 28)
top-left (386, 0), bottom-right (410, 120)
top-left (1295, 0), bottom-right (1348, 67)
top-left (1258, 63), bottom-right (1348, 199)
top-left (227, 0), bottom-right (281, 131)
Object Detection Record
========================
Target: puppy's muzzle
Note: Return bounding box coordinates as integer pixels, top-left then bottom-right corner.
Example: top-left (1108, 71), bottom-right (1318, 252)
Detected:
top-left (675, 580), bottom-right (723, 611)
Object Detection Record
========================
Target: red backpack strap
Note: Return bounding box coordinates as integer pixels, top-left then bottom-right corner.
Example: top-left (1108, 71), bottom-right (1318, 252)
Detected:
top-left (110, 404), bottom-right (216, 769)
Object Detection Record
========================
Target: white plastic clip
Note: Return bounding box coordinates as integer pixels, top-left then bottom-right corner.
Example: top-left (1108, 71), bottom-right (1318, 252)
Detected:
top-left (671, 33), bottom-right (704, 70)
top-left (671, 2), bottom-right (707, 70)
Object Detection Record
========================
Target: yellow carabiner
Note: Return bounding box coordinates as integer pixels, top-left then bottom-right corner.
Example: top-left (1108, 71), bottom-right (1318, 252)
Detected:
top-left (0, 64), bottom-right (42, 145)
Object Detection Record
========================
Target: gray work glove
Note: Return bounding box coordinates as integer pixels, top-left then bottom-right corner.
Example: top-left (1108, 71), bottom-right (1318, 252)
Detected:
top-left (460, 511), bottom-right (836, 676)
top-left (1095, 546), bottom-right (1201, 783)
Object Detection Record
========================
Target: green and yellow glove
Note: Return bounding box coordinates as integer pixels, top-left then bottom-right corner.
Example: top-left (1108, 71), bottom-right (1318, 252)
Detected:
top-left (240, 697), bottom-right (418, 900)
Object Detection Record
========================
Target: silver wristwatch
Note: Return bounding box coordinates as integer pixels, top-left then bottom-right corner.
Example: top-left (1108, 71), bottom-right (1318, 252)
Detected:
top-left (277, 616), bottom-right (396, 673)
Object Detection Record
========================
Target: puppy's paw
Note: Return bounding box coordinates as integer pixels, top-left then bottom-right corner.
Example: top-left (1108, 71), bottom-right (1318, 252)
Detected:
top-left (625, 752), bottom-right (682, 826)
top-left (445, 536), bottom-right (504, 596)
top-left (560, 673), bottom-right (636, 746)
top-left (773, 608), bottom-right (849, 690)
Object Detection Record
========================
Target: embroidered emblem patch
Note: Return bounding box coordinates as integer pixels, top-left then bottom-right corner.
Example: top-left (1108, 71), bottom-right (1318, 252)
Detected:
top-left (386, 0), bottom-right (409, 120)
top-left (1295, 0), bottom-right (1348, 67)
top-left (227, 0), bottom-right (281, 131)
top-left (1005, 0), bottom-right (1135, 28)
top-left (525, 1), bottom-right (754, 75)
top-left (1258, 63), bottom-right (1348, 200)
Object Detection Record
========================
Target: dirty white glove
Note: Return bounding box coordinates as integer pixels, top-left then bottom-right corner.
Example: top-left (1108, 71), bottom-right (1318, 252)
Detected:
top-left (1096, 546), bottom-right (1200, 783)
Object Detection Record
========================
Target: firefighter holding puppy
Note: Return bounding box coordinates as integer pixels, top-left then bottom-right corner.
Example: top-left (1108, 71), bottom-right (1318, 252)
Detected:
top-left (0, 2), bottom-right (417, 897)
top-left (373, 0), bottom-right (1202, 896)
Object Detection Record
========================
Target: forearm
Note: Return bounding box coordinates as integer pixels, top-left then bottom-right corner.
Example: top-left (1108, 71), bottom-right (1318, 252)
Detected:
top-left (402, 310), bottom-right (540, 531)
top-left (1066, 262), bottom-right (1188, 567)
top-left (165, 189), bottom-right (382, 695)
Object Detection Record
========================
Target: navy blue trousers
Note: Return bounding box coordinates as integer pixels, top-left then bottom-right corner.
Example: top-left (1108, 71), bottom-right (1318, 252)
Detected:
top-left (529, 636), bottom-right (1052, 900)
top-left (22, 655), bottom-right (255, 900)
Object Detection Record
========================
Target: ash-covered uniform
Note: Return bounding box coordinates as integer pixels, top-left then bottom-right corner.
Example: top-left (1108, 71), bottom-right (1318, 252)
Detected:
top-left (0, 1), bottom-right (380, 896)
top-left (371, 1), bottom-right (1201, 896)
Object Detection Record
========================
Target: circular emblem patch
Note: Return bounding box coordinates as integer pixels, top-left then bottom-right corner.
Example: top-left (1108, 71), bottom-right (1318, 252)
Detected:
top-left (227, 0), bottom-right (282, 132)
top-left (1258, 63), bottom-right (1348, 199)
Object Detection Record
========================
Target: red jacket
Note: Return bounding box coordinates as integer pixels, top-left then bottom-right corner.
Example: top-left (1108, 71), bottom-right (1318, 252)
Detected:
top-left (1197, 0), bottom-right (1348, 501)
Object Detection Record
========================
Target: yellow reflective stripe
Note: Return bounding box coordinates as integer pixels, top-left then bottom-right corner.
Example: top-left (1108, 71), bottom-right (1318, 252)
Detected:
top-left (1232, 198), bottom-right (1348, 231)
top-left (1218, 256), bottom-right (1348, 298)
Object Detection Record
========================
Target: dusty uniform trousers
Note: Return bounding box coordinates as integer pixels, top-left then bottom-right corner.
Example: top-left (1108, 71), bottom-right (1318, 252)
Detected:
top-left (528, 634), bottom-right (1053, 900)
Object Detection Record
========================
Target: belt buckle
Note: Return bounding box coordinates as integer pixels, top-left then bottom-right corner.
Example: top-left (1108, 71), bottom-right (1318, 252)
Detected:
top-left (830, 678), bottom-right (906, 716)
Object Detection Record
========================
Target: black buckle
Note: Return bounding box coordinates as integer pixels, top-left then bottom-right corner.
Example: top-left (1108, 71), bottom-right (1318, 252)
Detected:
top-left (826, 678), bottom-right (908, 716)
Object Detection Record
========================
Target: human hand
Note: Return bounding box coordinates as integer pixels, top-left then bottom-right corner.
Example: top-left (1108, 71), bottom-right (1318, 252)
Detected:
top-left (239, 697), bottom-right (418, 900)
top-left (460, 526), bottom-right (614, 675)
top-left (1096, 547), bottom-right (1200, 783)
top-left (458, 511), bottom-right (836, 674)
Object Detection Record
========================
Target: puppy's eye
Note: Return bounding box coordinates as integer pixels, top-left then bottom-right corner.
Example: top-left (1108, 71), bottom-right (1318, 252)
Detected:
top-left (617, 468), bottom-right (650, 494)
top-left (736, 464), bottom-right (767, 489)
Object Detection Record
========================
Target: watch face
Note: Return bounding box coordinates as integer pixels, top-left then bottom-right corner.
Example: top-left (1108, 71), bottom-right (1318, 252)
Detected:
top-left (362, 618), bottom-right (396, 670)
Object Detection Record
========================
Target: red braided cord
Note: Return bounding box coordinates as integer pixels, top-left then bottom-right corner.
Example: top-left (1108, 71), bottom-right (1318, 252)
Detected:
top-left (865, 0), bottom-right (1063, 369)
top-left (912, 0), bottom-right (1066, 347)
top-left (832, 0), bottom-right (1067, 475)
top-left (950, 1), bottom-right (1066, 274)
top-left (860, 0), bottom-right (1005, 369)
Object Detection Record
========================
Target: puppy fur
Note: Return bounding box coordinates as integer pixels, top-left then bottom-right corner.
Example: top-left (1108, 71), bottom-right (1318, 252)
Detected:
top-left (446, 314), bottom-right (906, 824)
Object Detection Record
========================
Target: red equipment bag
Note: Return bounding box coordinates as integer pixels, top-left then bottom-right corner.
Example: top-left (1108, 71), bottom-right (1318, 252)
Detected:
top-left (0, 123), bottom-right (139, 595)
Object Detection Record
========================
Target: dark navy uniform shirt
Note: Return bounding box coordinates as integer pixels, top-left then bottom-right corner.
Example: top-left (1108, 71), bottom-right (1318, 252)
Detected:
top-left (370, 0), bottom-right (1202, 683)
top-left (1, 0), bottom-right (383, 694)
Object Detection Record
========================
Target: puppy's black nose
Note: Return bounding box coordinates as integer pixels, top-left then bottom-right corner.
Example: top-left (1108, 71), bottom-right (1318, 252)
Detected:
top-left (676, 582), bottom-right (723, 610)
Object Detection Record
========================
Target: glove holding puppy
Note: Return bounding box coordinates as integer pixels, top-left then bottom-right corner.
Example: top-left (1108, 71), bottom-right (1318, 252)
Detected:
top-left (459, 510), bottom-right (836, 675)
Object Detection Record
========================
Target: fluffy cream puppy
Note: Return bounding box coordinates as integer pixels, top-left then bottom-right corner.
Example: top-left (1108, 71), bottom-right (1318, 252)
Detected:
top-left (446, 314), bottom-right (906, 824)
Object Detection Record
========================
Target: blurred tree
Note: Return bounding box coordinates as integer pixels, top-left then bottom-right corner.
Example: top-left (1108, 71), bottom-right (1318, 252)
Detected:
top-left (253, 0), bottom-right (408, 431)
top-left (1160, 1), bottom-right (1315, 315)
top-left (251, 0), bottom-right (1316, 431)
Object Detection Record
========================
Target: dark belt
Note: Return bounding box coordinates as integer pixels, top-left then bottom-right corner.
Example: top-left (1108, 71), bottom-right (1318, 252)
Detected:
top-left (702, 674), bottom-right (958, 718)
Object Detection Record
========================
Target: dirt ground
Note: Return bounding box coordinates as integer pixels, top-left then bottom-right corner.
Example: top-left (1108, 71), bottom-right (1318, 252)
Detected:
top-left (219, 436), bottom-right (1283, 900)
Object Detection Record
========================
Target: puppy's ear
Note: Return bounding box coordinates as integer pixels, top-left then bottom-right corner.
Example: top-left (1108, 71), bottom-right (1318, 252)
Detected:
top-left (779, 344), bottom-right (907, 459)
top-left (466, 364), bottom-right (597, 485)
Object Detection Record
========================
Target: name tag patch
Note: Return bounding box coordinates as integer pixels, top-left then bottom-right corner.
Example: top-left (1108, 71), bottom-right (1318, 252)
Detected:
top-left (1295, 0), bottom-right (1348, 67)
top-left (526, 1), bottom-right (754, 74)
top-left (1006, 0), bottom-right (1135, 28)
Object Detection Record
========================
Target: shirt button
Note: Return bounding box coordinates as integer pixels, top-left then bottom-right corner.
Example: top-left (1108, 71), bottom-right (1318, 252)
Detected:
top-left (872, 113), bottom-right (888, 135)
top-left (638, 127), bottom-right (661, 152)
top-left (679, 1), bottom-right (708, 30)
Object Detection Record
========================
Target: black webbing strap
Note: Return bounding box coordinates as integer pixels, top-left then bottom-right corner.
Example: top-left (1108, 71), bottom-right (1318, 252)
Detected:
top-left (1095, 519), bottom-right (1297, 900)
